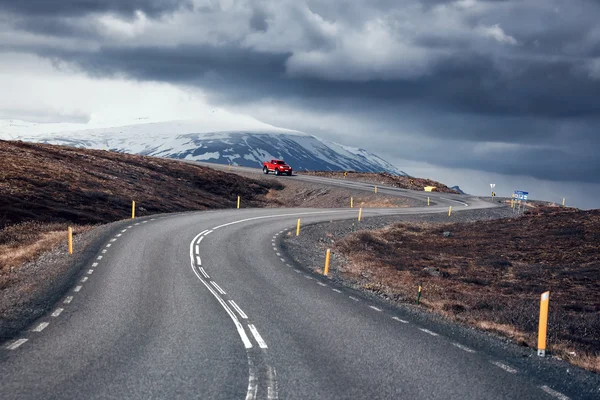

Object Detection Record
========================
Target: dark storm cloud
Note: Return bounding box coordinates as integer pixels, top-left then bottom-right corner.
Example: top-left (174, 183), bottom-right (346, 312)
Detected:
top-left (2, 0), bottom-right (600, 185)
top-left (0, 0), bottom-right (190, 18)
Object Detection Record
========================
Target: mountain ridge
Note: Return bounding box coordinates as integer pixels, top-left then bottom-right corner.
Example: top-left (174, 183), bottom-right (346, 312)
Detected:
top-left (0, 120), bottom-right (407, 175)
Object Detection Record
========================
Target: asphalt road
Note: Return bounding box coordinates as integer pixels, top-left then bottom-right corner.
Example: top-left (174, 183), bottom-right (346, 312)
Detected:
top-left (1, 169), bottom-right (596, 399)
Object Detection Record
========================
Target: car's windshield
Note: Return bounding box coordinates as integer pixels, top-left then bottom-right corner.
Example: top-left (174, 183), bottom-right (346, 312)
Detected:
top-left (276, 161), bottom-right (286, 164)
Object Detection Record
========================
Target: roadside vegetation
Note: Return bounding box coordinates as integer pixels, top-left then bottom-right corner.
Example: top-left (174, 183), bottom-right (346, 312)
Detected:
top-left (300, 171), bottom-right (461, 194)
top-left (333, 206), bottom-right (600, 373)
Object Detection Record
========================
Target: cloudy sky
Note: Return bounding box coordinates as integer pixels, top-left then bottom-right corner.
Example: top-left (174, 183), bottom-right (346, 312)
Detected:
top-left (1, 0), bottom-right (599, 208)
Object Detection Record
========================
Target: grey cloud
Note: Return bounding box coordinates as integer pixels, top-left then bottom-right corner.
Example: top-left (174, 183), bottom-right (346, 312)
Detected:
top-left (0, 0), bottom-right (190, 18)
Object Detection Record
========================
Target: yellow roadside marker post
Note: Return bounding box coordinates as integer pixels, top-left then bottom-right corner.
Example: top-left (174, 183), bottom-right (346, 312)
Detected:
top-left (374, 186), bottom-right (378, 194)
top-left (296, 219), bottom-right (301, 236)
top-left (237, 196), bottom-right (241, 209)
top-left (427, 197), bottom-right (430, 206)
top-left (448, 206), bottom-right (452, 216)
top-left (562, 198), bottom-right (566, 206)
top-left (324, 249), bottom-right (331, 276)
top-left (538, 291), bottom-right (550, 357)
top-left (350, 197), bottom-right (354, 208)
top-left (68, 226), bottom-right (73, 255)
top-left (416, 282), bottom-right (422, 305)
top-left (228, 163), bottom-right (231, 171)
top-left (358, 208), bottom-right (363, 222)
top-left (131, 201), bottom-right (136, 219)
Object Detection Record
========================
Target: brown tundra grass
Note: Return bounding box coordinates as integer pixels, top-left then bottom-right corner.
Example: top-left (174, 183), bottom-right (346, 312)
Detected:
top-left (335, 207), bottom-right (600, 373)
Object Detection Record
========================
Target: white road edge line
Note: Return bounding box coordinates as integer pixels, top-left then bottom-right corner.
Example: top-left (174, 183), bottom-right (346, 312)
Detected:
top-left (210, 281), bottom-right (226, 295)
top-left (248, 324), bottom-right (268, 349)
top-left (452, 343), bottom-right (475, 353)
top-left (392, 317), bottom-right (409, 323)
top-left (33, 322), bottom-right (49, 332)
top-left (369, 306), bottom-right (382, 312)
top-left (7, 339), bottom-right (28, 350)
top-left (540, 385), bottom-right (570, 400)
top-left (419, 328), bottom-right (439, 337)
top-left (490, 361), bottom-right (517, 374)
top-left (51, 308), bottom-right (64, 317)
top-left (229, 300), bottom-right (248, 319)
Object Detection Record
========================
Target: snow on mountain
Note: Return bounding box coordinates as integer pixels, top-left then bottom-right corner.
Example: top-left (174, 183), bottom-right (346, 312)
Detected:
top-left (0, 120), bottom-right (407, 175)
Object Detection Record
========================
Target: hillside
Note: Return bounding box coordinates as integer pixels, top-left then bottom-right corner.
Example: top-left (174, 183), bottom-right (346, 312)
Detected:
top-left (0, 120), bottom-right (408, 175)
top-left (331, 207), bottom-right (599, 372)
top-left (0, 140), bottom-right (281, 229)
top-left (300, 171), bottom-right (461, 194)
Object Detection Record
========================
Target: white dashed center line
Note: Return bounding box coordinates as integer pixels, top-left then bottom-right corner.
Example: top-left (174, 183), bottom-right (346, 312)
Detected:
top-left (97, 256), bottom-right (103, 260)
top-left (116, 234), bottom-right (122, 237)
top-left (229, 300), bottom-right (248, 319)
top-left (92, 262), bottom-right (98, 267)
top-left (369, 306), bottom-right (382, 312)
top-left (32, 322), bottom-right (49, 332)
top-left (51, 308), bottom-right (64, 317)
top-left (275, 252), bottom-right (281, 256)
top-left (73, 285), bottom-right (82, 293)
top-left (540, 386), bottom-right (570, 400)
top-left (349, 296), bottom-right (359, 301)
top-left (196, 256), bottom-right (202, 266)
top-left (199, 267), bottom-right (210, 279)
top-left (452, 343), bottom-right (475, 353)
top-left (392, 317), bottom-right (408, 323)
top-left (210, 281), bottom-right (226, 295)
top-left (490, 361), bottom-right (517, 374)
top-left (87, 269), bottom-right (94, 275)
top-left (418, 328), bottom-right (439, 337)
top-left (294, 269), bottom-right (301, 273)
top-left (280, 258), bottom-right (285, 262)
top-left (64, 296), bottom-right (74, 304)
top-left (332, 289), bottom-right (341, 293)
top-left (6, 339), bottom-right (28, 350)
top-left (317, 282), bottom-right (327, 287)
top-left (80, 277), bottom-right (88, 283)
top-left (248, 324), bottom-right (268, 349)
top-left (304, 275), bottom-right (313, 280)
top-left (110, 238), bottom-right (117, 242)
top-left (105, 243), bottom-right (111, 248)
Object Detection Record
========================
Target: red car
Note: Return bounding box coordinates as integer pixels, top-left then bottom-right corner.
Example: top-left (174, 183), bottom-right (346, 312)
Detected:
top-left (263, 159), bottom-right (293, 176)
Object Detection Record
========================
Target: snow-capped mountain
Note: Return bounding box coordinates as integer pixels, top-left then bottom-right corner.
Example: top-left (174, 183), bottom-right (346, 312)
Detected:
top-left (0, 120), bottom-right (407, 175)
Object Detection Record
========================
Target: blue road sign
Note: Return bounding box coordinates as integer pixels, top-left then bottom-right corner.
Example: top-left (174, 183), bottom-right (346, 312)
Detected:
top-left (513, 190), bottom-right (529, 200)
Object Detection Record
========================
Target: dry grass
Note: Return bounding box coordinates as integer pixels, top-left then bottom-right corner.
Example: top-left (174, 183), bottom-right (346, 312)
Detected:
top-left (0, 222), bottom-right (93, 290)
top-left (335, 207), bottom-right (600, 373)
top-left (300, 171), bottom-right (461, 194)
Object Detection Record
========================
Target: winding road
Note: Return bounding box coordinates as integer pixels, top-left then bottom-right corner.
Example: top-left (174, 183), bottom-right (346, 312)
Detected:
top-left (1, 168), bottom-right (597, 399)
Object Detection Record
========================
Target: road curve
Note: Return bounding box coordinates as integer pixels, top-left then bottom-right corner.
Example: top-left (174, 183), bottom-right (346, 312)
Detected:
top-left (1, 175), bottom-right (597, 399)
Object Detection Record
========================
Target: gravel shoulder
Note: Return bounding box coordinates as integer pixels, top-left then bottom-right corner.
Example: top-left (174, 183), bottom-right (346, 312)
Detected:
top-left (0, 218), bottom-right (138, 342)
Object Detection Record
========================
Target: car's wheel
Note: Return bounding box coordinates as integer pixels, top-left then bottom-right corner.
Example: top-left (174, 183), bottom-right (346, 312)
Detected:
top-left (287, 171), bottom-right (292, 176)
top-left (263, 166), bottom-right (269, 174)
top-left (275, 169), bottom-right (281, 176)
